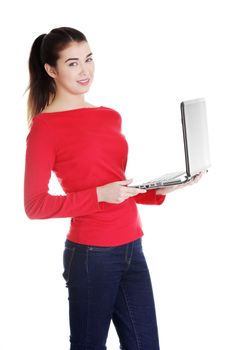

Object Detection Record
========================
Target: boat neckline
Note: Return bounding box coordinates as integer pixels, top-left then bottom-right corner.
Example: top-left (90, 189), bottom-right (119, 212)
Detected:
top-left (39, 106), bottom-right (105, 115)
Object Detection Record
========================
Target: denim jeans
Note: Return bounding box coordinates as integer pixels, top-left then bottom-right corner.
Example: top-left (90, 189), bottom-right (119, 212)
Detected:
top-left (62, 237), bottom-right (160, 350)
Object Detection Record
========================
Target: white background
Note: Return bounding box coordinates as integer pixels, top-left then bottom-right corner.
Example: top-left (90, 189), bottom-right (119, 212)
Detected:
top-left (1, 1), bottom-right (233, 349)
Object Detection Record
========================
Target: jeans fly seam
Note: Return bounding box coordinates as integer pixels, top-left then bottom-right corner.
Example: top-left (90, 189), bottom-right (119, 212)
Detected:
top-left (125, 244), bottom-right (129, 264)
top-left (128, 241), bottom-right (134, 266)
top-left (120, 284), bottom-right (142, 350)
top-left (85, 249), bottom-right (89, 274)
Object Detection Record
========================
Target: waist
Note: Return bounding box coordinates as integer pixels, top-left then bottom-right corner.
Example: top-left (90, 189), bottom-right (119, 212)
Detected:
top-left (67, 197), bottom-right (144, 246)
top-left (65, 236), bottom-right (142, 250)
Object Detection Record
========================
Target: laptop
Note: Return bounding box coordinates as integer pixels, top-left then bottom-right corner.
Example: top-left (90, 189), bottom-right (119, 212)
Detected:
top-left (128, 97), bottom-right (211, 189)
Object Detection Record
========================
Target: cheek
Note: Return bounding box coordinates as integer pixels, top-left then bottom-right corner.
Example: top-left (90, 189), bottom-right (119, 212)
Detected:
top-left (89, 62), bottom-right (95, 75)
top-left (61, 70), bottom-right (77, 83)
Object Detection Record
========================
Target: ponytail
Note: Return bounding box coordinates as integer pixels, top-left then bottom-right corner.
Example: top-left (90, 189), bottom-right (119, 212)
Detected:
top-left (25, 27), bottom-right (88, 128)
top-left (25, 34), bottom-right (55, 128)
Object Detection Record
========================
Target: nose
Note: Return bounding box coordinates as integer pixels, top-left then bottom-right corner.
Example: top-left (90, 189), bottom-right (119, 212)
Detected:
top-left (78, 62), bottom-right (89, 76)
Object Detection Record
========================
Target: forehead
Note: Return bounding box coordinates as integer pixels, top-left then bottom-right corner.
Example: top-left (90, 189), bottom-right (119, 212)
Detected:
top-left (58, 41), bottom-right (91, 59)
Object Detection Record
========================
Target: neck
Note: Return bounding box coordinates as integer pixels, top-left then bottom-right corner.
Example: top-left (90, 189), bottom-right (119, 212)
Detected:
top-left (50, 90), bottom-right (87, 110)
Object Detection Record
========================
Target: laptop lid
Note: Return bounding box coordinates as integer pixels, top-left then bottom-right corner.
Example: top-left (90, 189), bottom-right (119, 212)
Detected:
top-left (181, 98), bottom-right (211, 177)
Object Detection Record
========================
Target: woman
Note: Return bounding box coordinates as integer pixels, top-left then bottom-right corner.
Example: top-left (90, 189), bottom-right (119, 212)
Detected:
top-left (24, 26), bottom-right (202, 350)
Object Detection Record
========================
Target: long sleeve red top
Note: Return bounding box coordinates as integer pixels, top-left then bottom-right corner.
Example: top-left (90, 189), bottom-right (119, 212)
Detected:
top-left (24, 106), bottom-right (166, 246)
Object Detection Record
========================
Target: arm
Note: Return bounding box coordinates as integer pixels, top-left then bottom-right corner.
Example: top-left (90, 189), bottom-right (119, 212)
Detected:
top-left (134, 189), bottom-right (166, 205)
top-left (134, 172), bottom-right (204, 204)
top-left (24, 118), bottom-right (102, 219)
top-left (155, 172), bottom-right (204, 195)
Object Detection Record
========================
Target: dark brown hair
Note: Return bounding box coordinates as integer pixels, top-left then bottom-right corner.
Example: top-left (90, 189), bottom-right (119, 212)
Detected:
top-left (25, 27), bottom-right (87, 128)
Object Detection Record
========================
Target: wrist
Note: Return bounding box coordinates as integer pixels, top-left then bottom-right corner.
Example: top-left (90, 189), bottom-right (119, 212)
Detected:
top-left (96, 187), bottom-right (103, 202)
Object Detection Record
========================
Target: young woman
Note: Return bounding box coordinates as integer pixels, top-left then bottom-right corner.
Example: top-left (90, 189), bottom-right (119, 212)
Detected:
top-left (24, 26), bottom-right (203, 350)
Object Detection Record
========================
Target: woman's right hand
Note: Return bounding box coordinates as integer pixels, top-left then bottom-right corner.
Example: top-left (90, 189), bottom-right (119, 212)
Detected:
top-left (96, 179), bottom-right (147, 204)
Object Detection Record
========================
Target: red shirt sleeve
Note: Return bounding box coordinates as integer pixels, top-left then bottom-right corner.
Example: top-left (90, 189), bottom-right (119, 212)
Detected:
top-left (24, 118), bottom-right (102, 219)
top-left (134, 189), bottom-right (166, 205)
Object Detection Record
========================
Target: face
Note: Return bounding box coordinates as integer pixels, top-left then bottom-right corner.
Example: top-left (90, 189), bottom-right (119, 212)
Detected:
top-left (44, 41), bottom-right (95, 96)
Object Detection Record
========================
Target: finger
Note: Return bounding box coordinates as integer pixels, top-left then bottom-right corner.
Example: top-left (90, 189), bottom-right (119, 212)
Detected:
top-left (193, 173), bottom-right (202, 183)
top-left (117, 178), bottom-right (133, 185)
top-left (125, 188), bottom-right (146, 195)
top-left (122, 191), bottom-right (138, 200)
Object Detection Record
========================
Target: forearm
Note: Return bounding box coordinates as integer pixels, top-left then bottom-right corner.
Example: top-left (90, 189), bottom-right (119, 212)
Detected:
top-left (134, 189), bottom-right (166, 205)
top-left (24, 187), bottom-right (102, 219)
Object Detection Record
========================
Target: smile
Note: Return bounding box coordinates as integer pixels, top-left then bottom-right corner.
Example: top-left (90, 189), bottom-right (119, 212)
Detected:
top-left (77, 79), bottom-right (90, 86)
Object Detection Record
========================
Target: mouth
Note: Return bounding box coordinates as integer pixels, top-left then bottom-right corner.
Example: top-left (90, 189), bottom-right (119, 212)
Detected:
top-left (77, 79), bottom-right (90, 86)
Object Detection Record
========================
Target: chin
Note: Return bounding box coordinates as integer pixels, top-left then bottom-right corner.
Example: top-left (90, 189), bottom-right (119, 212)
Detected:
top-left (79, 86), bottom-right (91, 93)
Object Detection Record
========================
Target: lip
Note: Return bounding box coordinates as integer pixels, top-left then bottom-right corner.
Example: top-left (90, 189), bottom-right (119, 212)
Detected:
top-left (77, 79), bottom-right (90, 86)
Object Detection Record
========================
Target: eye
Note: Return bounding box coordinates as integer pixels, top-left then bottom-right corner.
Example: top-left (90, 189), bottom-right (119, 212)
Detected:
top-left (69, 62), bottom-right (78, 67)
top-left (68, 58), bottom-right (93, 67)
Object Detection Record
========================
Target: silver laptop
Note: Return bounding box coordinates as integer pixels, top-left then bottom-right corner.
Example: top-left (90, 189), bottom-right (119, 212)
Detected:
top-left (128, 98), bottom-right (211, 189)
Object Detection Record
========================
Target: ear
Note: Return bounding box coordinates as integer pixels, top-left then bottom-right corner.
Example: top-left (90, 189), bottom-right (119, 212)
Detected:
top-left (44, 63), bottom-right (57, 79)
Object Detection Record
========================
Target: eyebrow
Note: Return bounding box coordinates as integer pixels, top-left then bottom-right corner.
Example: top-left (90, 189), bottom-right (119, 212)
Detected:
top-left (65, 52), bottom-right (93, 63)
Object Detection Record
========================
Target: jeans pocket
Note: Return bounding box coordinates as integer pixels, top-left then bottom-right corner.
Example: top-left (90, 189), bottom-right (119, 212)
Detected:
top-left (62, 246), bottom-right (76, 284)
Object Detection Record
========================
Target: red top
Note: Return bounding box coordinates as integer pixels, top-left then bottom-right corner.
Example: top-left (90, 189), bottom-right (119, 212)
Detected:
top-left (24, 106), bottom-right (166, 246)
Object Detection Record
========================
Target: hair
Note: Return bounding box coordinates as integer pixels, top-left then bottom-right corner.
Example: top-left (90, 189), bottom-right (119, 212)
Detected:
top-left (25, 27), bottom-right (87, 128)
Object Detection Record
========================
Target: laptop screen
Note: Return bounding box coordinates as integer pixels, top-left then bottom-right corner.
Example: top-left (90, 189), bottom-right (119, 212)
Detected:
top-left (181, 98), bottom-right (211, 177)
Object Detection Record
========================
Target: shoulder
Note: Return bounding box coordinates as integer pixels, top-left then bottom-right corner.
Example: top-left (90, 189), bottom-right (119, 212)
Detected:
top-left (27, 115), bottom-right (54, 140)
top-left (41, 102), bottom-right (99, 113)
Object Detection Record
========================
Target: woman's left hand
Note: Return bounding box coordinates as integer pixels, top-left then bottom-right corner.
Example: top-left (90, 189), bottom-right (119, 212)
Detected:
top-left (156, 171), bottom-right (204, 195)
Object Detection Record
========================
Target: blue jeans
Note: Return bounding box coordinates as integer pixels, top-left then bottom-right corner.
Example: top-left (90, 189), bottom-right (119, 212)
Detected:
top-left (62, 237), bottom-right (160, 350)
